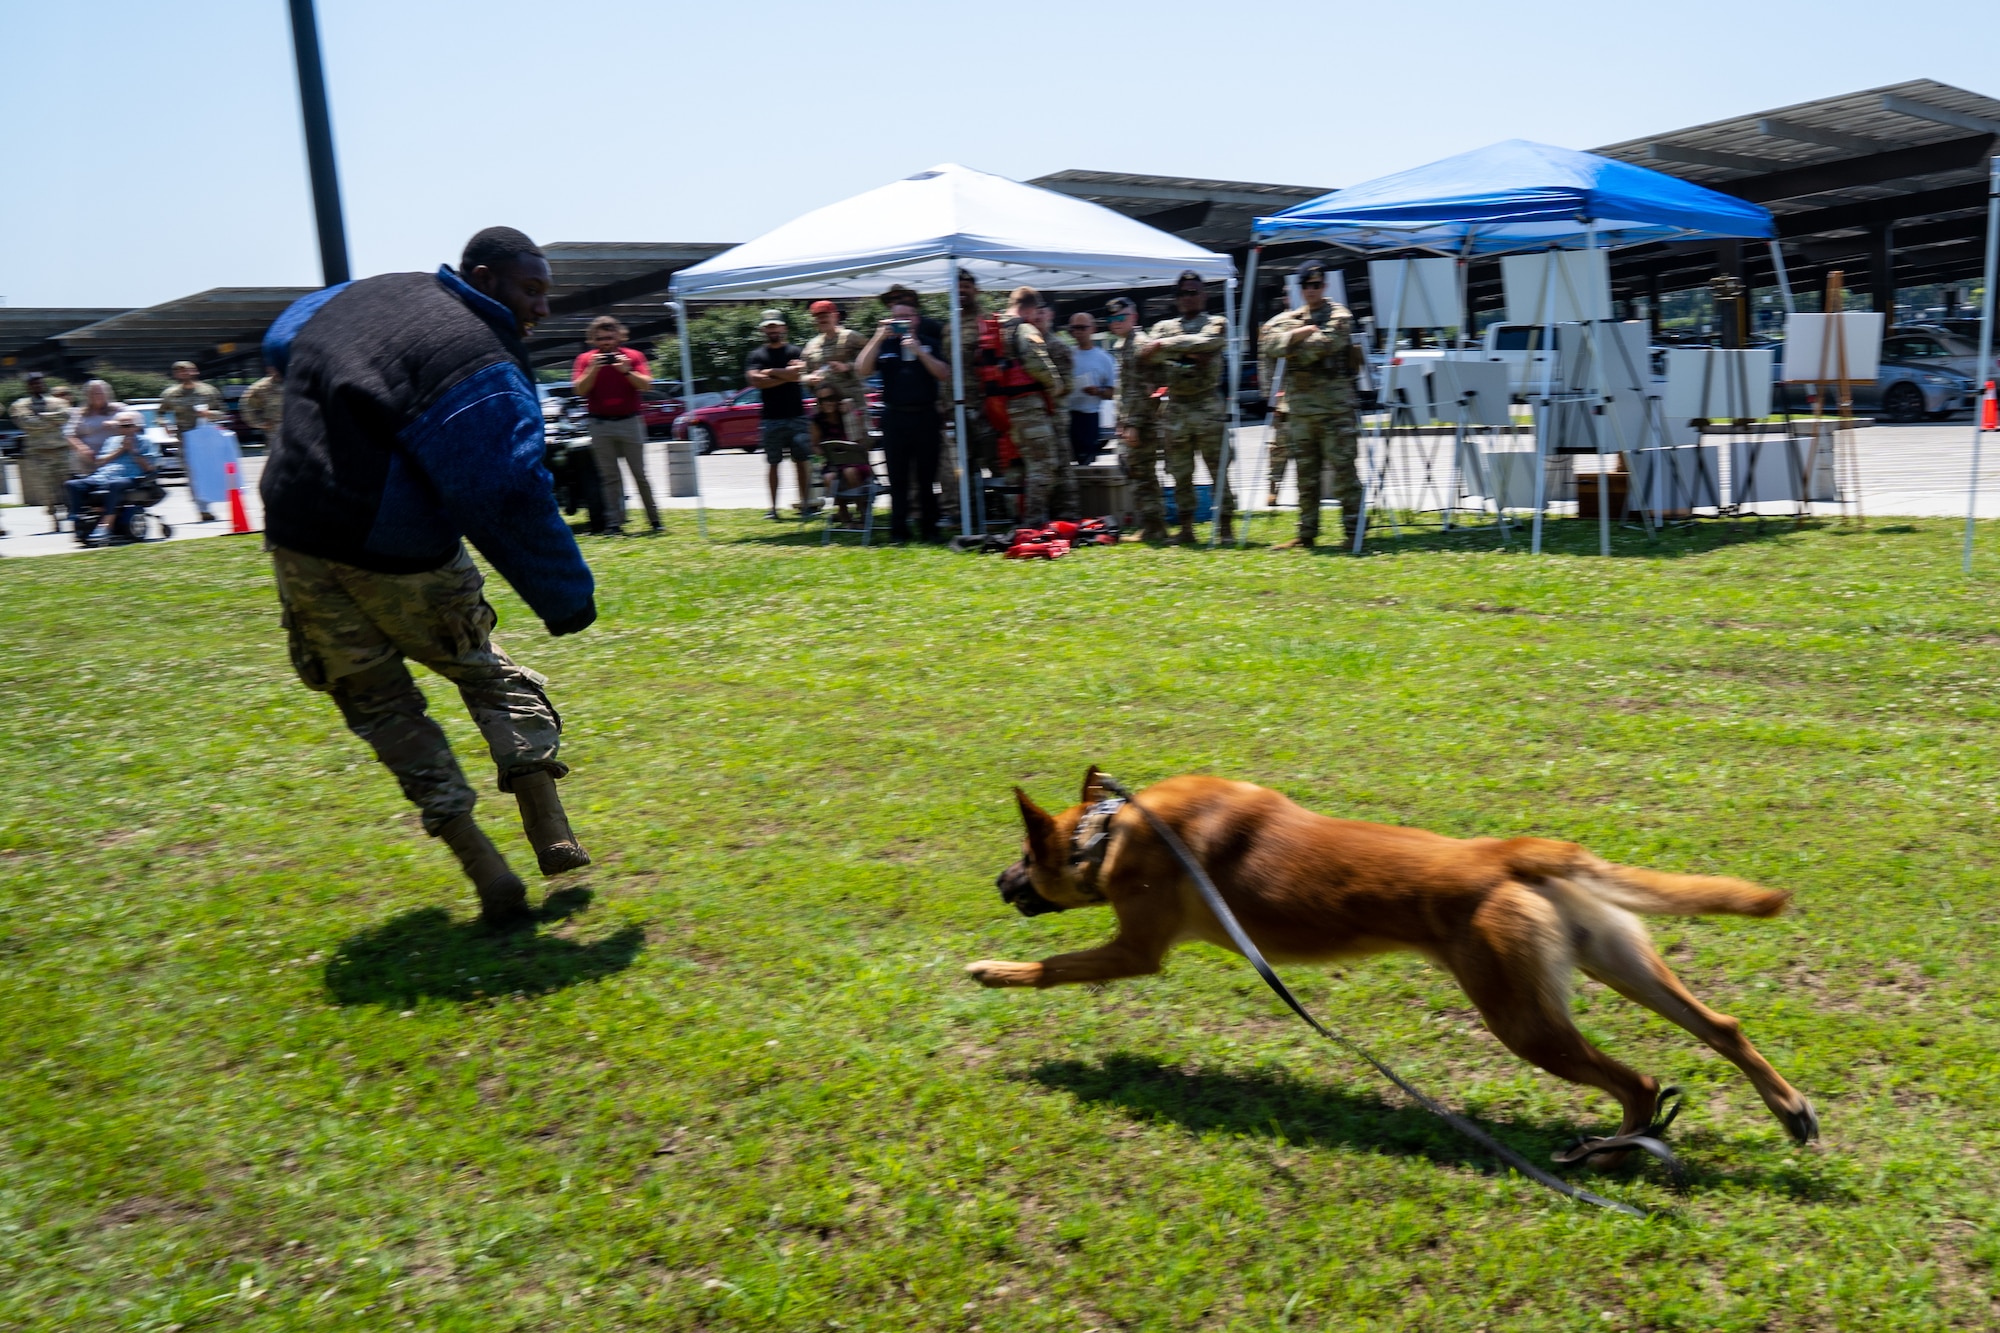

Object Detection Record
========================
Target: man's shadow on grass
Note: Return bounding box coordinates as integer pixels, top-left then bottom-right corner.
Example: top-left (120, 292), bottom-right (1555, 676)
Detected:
top-left (1026, 1051), bottom-right (1851, 1202)
top-left (323, 888), bottom-right (643, 1007)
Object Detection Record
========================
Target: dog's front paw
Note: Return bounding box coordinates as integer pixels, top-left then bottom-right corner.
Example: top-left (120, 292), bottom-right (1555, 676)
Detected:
top-left (965, 959), bottom-right (1043, 988)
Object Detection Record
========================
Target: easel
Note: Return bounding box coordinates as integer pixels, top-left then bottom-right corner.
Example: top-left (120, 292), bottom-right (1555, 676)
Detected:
top-left (1802, 271), bottom-right (1866, 527)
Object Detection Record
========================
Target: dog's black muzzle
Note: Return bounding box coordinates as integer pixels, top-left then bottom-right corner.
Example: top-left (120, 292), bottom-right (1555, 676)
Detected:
top-left (997, 860), bottom-right (1065, 917)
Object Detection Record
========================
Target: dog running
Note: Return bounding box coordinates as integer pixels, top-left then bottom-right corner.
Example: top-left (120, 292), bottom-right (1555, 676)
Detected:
top-left (967, 769), bottom-right (1819, 1157)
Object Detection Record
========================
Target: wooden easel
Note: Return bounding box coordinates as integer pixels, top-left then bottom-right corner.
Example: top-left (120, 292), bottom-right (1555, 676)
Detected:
top-left (1807, 271), bottom-right (1866, 526)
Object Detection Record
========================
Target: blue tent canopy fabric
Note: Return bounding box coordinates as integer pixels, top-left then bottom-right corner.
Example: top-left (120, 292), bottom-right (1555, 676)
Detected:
top-left (1253, 139), bottom-right (1774, 254)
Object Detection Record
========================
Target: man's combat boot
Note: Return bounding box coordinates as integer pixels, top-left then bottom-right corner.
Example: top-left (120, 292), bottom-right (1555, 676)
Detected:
top-left (1172, 523), bottom-right (1197, 545)
top-left (1215, 514), bottom-right (1234, 543)
top-left (512, 770), bottom-right (591, 875)
top-left (438, 813), bottom-right (533, 929)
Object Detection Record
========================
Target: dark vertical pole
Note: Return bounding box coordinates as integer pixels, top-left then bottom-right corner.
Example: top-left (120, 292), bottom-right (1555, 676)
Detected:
top-left (1868, 223), bottom-right (1894, 316)
top-left (288, 0), bottom-right (350, 286)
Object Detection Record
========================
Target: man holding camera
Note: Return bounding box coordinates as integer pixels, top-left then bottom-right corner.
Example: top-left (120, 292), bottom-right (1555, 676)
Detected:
top-left (856, 286), bottom-right (951, 543)
top-left (571, 316), bottom-right (657, 534)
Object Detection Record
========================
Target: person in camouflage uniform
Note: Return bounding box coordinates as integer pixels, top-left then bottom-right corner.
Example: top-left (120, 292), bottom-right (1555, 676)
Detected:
top-left (159, 360), bottom-right (224, 445)
top-left (802, 301), bottom-right (867, 444)
top-left (1107, 296), bottom-right (1167, 541)
top-left (242, 368), bottom-right (284, 449)
top-left (1258, 260), bottom-right (1362, 549)
top-left (9, 372), bottom-right (77, 530)
top-left (1000, 287), bottom-right (1069, 524)
top-left (1147, 271), bottom-right (1234, 542)
top-left (1031, 302), bottom-right (1080, 521)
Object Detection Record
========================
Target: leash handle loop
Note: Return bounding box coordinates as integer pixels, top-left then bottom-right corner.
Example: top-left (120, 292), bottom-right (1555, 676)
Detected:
top-left (1097, 774), bottom-right (1658, 1219)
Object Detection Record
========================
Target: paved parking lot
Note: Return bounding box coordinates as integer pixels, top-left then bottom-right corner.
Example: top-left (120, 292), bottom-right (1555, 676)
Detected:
top-left (4, 419), bottom-right (1996, 558)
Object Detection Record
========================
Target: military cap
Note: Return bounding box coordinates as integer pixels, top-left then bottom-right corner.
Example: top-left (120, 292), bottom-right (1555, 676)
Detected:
top-left (758, 309), bottom-right (787, 328)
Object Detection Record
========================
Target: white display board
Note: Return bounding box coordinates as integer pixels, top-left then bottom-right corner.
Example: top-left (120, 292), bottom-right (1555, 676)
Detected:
top-left (1780, 312), bottom-right (1884, 383)
top-left (1558, 321), bottom-right (1651, 394)
top-left (1368, 257), bottom-right (1460, 331)
top-left (1729, 433), bottom-right (1840, 504)
top-left (1502, 249), bottom-right (1611, 325)
top-left (1430, 359), bottom-right (1513, 427)
top-left (1479, 447), bottom-right (1574, 508)
top-left (1629, 445), bottom-right (1721, 511)
top-left (1385, 362), bottom-right (1433, 422)
top-left (1663, 348), bottom-right (1774, 420)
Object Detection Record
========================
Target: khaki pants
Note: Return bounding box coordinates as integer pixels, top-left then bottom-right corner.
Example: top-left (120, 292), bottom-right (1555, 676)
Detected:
top-left (272, 545), bottom-right (567, 834)
top-left (589, 414), bottom-right (654, 529)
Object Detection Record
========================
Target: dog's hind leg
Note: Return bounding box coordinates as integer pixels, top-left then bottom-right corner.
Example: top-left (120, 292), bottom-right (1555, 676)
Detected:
top-left (1576, 913), bottom-right (1818, 1145)
top-left (1443, 884), bottom-right (1664, 1149)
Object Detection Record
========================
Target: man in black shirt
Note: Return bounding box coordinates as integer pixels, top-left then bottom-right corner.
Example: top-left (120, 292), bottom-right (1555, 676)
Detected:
top-left (745, 310), bottom-right (816, 519)
top-left (855, 285), bottom-right (952, 543)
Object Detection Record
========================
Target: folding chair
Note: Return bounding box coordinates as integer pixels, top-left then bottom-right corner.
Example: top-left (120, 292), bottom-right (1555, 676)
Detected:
top-left (820, 441), bottom-right (890, 546)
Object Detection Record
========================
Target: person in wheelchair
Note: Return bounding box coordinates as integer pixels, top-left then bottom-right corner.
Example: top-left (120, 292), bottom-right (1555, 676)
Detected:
top-left (65, 410), bottom-right (164, 547)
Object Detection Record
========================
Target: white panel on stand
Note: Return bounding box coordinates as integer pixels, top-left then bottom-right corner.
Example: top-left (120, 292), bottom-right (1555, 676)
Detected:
top-left (1629, 445), bottom-right (1721, 511)
top-left (1558, 321), bottom-right (1651, 394)
top-left (1663, 349), bottom-right (1773, 420)
top-left (1385, 362), bottom-right (1434, 422)
top-left (1780, 312), bottom-right (1885, 383)
top-left (1728, 437), bottom-right (1814, 505)
top-left (1502, 250), bottom-right (1611, 325)
top-left (1368, 258), bottom-right (1460, 330)
top-left (1480, 447), bottom-right (1573, 508)
top-left (1430, 359), bottom-right (1513, 427)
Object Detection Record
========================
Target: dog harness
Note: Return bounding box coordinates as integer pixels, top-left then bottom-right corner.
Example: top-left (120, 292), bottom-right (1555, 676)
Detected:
top-left (1066, 796), bottom-right (1126, 903)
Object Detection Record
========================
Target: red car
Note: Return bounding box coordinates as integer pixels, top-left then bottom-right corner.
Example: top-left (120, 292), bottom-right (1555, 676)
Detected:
top-left (672, 389), bottom-right (818, 454)
top-left (640, 390), bottom-right (686, 439)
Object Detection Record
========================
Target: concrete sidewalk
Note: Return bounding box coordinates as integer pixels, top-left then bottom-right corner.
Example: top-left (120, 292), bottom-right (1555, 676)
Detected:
top-left (6, 421), bottom-right (1997, 558)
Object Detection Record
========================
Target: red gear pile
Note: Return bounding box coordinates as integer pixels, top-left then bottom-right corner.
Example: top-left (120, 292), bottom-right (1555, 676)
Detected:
top-left (1002, 518), bottom-right (1119, 559)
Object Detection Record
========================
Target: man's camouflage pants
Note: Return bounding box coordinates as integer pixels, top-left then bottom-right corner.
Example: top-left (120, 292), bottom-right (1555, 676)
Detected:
top-left (1119, 412), bottom-right (1166, 535)
top-left (271, 544), bottom-right (567, 835)
top-left (1277, 409), bottom-right (1362, 542)
top-left (1011, 399), bottom-right (1070, 524)
top-left (1162, 400), bottom-right (1235, 528)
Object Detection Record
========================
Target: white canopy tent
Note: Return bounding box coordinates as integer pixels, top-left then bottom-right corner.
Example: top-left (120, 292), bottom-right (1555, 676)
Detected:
top-left (667, 163), bottom-right (1240, 532)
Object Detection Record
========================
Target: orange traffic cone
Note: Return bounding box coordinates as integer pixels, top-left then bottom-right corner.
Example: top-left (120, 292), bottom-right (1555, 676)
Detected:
top-left (1984, 381), bottom-right (1997, 432)
top-left (225, 460), bottom-right (253, 534)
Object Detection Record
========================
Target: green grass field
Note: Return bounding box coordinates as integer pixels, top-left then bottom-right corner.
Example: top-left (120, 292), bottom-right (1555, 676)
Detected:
top-left (5, 513), bottom-right (2000, 1331)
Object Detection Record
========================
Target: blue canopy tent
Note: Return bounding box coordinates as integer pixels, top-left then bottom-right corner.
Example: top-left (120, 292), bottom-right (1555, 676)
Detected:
top-left (1245, 140), bottom-right (1780, 553)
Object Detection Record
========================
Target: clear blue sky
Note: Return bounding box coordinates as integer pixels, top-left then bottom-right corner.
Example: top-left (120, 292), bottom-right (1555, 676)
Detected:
top-left (4, 0), bottom-right (1995, 309)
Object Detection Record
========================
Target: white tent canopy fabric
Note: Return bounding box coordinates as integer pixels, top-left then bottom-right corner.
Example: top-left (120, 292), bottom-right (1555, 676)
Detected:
top-left (668, 163), bottom-right (1236, 300)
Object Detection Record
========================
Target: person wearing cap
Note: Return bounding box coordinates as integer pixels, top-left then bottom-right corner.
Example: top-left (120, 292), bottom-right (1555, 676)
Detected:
top-left (1258, 260), bottom-right (1363, 549)
top-left (998, 287), bottom-right (1071, 524)
top-left (1031, 302), bottom-right (1080, 517)
top-left (745, 310), bottom-right (816, 519)
top-left (64, 409), bottom-right (160, 546)
top-left (571, 316), bottom-right (658, 535)
top-left (1107, 297), bottom-right (1167, 540)
top-left (1145, 271), bottom-right (1234, 543)
top-left (802, 301), bottom-right (867, 447)
top-left (10, 371), bottom-right (76, 532)
top-left (158, 360), bottom-right (223, 453)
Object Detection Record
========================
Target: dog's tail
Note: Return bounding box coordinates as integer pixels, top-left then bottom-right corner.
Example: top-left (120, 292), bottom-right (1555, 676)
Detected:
top-left (1500, 838), bottom-right (1790, 918)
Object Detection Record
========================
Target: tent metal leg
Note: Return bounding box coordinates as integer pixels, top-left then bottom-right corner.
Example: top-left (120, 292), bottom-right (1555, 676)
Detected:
top-left (947, 258), bottom-right (974, 536)
top-left (1964, 158), bottom-right (1999, 573)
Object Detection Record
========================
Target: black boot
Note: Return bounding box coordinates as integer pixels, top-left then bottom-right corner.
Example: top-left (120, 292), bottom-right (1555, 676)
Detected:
top-left (437, 813), bottom-right (533, 928)
top-left (512, 771), bottom-right (591, 875)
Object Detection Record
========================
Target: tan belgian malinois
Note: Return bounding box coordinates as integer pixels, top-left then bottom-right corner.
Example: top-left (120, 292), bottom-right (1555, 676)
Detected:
top-left (967, 769), bottom-right (1819, 1154)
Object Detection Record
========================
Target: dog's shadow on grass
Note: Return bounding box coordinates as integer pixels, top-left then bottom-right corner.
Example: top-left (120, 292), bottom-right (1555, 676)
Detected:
top-left (322, 888), bottom-right (643, 1007)
top-left (1026, 1052), bottom-right (1853, 1203)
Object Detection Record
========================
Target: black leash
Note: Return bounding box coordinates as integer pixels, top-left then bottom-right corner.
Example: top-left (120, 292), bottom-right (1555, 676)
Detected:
top-left (1095, 775), bottom-right (1682, 1218)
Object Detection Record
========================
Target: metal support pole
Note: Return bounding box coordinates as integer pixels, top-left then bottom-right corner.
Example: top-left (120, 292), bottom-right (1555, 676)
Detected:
top-left (948, 259), bottom-right (974, 533)
top-left (286, 0), bottom-right (349, 286)
top-left (1963, 157), bottom-right (1999, 573)
top-left (1219, 275), bottom-right (1244, 547)
top-left (1529, 248), bottom-right (1559, 554)
top-left (1767, 239), bottom-right (1797, 318)
top-left (670, 298), bottom-right (708, 540)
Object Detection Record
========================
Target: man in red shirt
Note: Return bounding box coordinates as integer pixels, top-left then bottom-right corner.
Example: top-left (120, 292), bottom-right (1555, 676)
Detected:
top-left (571, 316), bottom-right (657, 534)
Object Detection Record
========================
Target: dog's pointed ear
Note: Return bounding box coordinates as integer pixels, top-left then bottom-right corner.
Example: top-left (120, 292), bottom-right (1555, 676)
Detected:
top-left (1014, 786), bottom-right (1056, 861)
top-left (1081, 765), bottom-right (1112, 804)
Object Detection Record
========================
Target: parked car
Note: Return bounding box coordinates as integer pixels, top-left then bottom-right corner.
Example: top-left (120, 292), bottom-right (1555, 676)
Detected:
top-left (1766, 354), bottom-right (1974, 422)
top-left (1886, 325), bottom-right (2000, 386)
top-left (640, 389), bottom-right (687, 438)
top-left (672, 388), bottom-right (817, 454)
